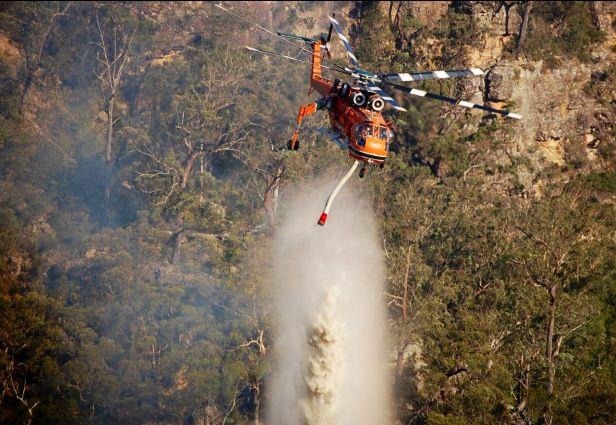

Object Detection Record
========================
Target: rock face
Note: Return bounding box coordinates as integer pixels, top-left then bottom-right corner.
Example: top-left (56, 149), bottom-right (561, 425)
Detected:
top-left (509, 61), bottom-right (605, 158)
top-left (592, 2), bottom-right (616, 38)
top-left (486, 62), bottom-right (516, 101)
top-left (406, 1), bottom-right (449, 28)
top-left (376, 0), bottom-right (616, 193)
top-left (0, 33), bottom-right (21, 77)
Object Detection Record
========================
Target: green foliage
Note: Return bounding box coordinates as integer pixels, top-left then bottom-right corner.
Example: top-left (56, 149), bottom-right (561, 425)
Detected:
top-left (585, 171), bottom-right (616, 194)
top-left (432, 6), bottom-right (484, 66)
top-left (433, 8), bottom-right (480, 49)
top-left (524, 2), bottom-right (605, 65)
top-left (354, 4), bottom-right (398, 71)
top-left (427, 412), bottom-right (469, 425)
top-left (0, 2), bottom-right (615, 424)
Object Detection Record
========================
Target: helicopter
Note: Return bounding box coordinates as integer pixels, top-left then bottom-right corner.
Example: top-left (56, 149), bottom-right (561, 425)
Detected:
top-left (215, 4), bottom-right (521, 226)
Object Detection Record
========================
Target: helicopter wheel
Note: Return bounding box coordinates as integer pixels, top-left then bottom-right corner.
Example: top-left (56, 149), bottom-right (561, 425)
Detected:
top-left (359, 167), bottom-right (366, 178)
top-left (379, 162), bottom-right (385, 169)
top-left (294, 140), bottom-right (300, 151)
top-left (287, 140), bottom-right (292, 150)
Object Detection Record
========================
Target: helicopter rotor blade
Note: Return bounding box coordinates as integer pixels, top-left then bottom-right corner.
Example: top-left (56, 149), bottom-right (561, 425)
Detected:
top-left (215, 3), bottom-right (349, 74)
top-left (327, 15), bottom-right (360, 68)
top-left (324, 13), bottom-right (334, 59)
top-left (365, 85), bottom-right (407, 112)
top-left (383, 81), bottom-right (521, 119)
top-left (382, 68), bottom-right (484, 82)
top-left (244, 46), bottom-right (351, 74)
top-left (326, 15), bottom-right (334, 45)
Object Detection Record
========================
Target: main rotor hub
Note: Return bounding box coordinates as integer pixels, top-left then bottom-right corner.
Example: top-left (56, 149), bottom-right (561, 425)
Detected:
top-left (346, 67), bottom-right (381, 86)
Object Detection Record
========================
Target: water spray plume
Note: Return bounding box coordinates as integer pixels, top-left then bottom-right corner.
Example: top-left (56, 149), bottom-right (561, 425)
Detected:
top-left (268, 179), bottom-right (390, 425)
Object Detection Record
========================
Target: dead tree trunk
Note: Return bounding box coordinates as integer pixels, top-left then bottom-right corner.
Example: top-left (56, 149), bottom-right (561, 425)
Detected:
top-left (516, 361), bottom-right (530, 412)
top-left (181, 151), bottom-right (205, 190)
top-left (94, 15), bottom-right (135, 209)
top-left (171, 218), bottom-right (184, 266)
top-left (172, 147), bottom-right (207, 264)
top-left (104, 92), bottom-right (115, 202)
top-left (544, 283), bottom-right (557, 425)
top-left (493, 2), bottom-right (518, 36)
top-left (262, 164), bottom-right (284, 228)
top-left (515, 1), bottom-right (533, 57)
top-left (396, 244), bottom-right (413, 374)
top-left (253, 382), bottom-right (261, 425)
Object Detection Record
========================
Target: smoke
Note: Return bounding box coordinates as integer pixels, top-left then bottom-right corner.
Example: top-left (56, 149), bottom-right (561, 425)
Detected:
top-left (268, 177), bottom-right (390, 425)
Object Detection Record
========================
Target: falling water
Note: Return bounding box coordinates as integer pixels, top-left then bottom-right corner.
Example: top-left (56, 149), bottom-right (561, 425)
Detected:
top-left (268, 178), bottom-right (390, 425)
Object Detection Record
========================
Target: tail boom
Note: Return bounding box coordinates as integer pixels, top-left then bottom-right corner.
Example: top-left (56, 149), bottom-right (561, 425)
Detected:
top-left (310, 42), bottom-right (333, 97)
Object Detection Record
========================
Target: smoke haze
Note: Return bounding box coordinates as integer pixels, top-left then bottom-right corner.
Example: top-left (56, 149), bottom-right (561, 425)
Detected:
top-left (268, 178), bottom-right (390, 425)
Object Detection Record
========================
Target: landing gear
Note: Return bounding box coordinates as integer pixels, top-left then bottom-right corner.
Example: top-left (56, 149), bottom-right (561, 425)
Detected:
top-left (379, 162), bottom-right (385, 169)
top-left (289, 97), bottom-right (329, 152)
top-left (359, 167), bottom-right (366, 178)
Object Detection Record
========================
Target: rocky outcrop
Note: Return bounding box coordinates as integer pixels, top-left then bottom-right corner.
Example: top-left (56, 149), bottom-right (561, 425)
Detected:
top-left (406, 1), bottom-right (449, 29)
top-left (592, 1), bottom-right (616, 38)
top-left (0, 33), bottom-right (21, 77)
top-left (486, 61), bottom-right (516, 101)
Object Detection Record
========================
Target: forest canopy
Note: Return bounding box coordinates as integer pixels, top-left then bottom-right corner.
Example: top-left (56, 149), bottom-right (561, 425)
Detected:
top-left (0, 1), bottom-right (615, 424)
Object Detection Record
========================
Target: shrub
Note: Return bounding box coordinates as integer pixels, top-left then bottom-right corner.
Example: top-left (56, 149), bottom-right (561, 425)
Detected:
top-left (523, 1), bottom-right (605, 65)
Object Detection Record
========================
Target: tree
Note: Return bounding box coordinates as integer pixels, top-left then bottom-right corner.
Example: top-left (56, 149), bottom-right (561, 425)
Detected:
top-left (132, 46), bottom-right (252, 263)
top-left (493, 1), bottom-right (519, 36)
top-left (514, 1), bottom-right (533, 57)
top-left (171, 47), bottom-right (252, 192)
top-left (509, 185), bottom-right (605, 424)
top-left (92, 10), bottom-right (136, 208)
top-left (0, 2), bottom-right (73, 112)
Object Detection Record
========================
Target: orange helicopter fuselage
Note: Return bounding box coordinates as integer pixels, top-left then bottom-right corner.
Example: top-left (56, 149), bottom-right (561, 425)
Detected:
top-left (309, 42), bottom-right (392, 165)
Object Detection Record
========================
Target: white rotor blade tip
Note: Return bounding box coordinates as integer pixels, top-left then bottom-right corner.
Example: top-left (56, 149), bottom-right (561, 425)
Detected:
top-left (328, 16), bottom-right (340, 25)
top-left (244, 46), bottom-right (257, 51)
top-left (471, 68), bottom-right (483, 75)
top-left (508, 113), bottom-right (522, 120)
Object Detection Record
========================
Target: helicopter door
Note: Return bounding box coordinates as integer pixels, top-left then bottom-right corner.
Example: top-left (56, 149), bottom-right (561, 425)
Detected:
top-left (378, 126), bottom-right (393, 150)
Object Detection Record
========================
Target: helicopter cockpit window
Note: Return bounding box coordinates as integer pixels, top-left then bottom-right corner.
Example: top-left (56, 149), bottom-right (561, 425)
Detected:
top-left (353, 123), bottom-right (375, 147)
top-left (378, 127), bottom-right (388, 140)
top-left (352, 124), bottom-right (364, 146)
